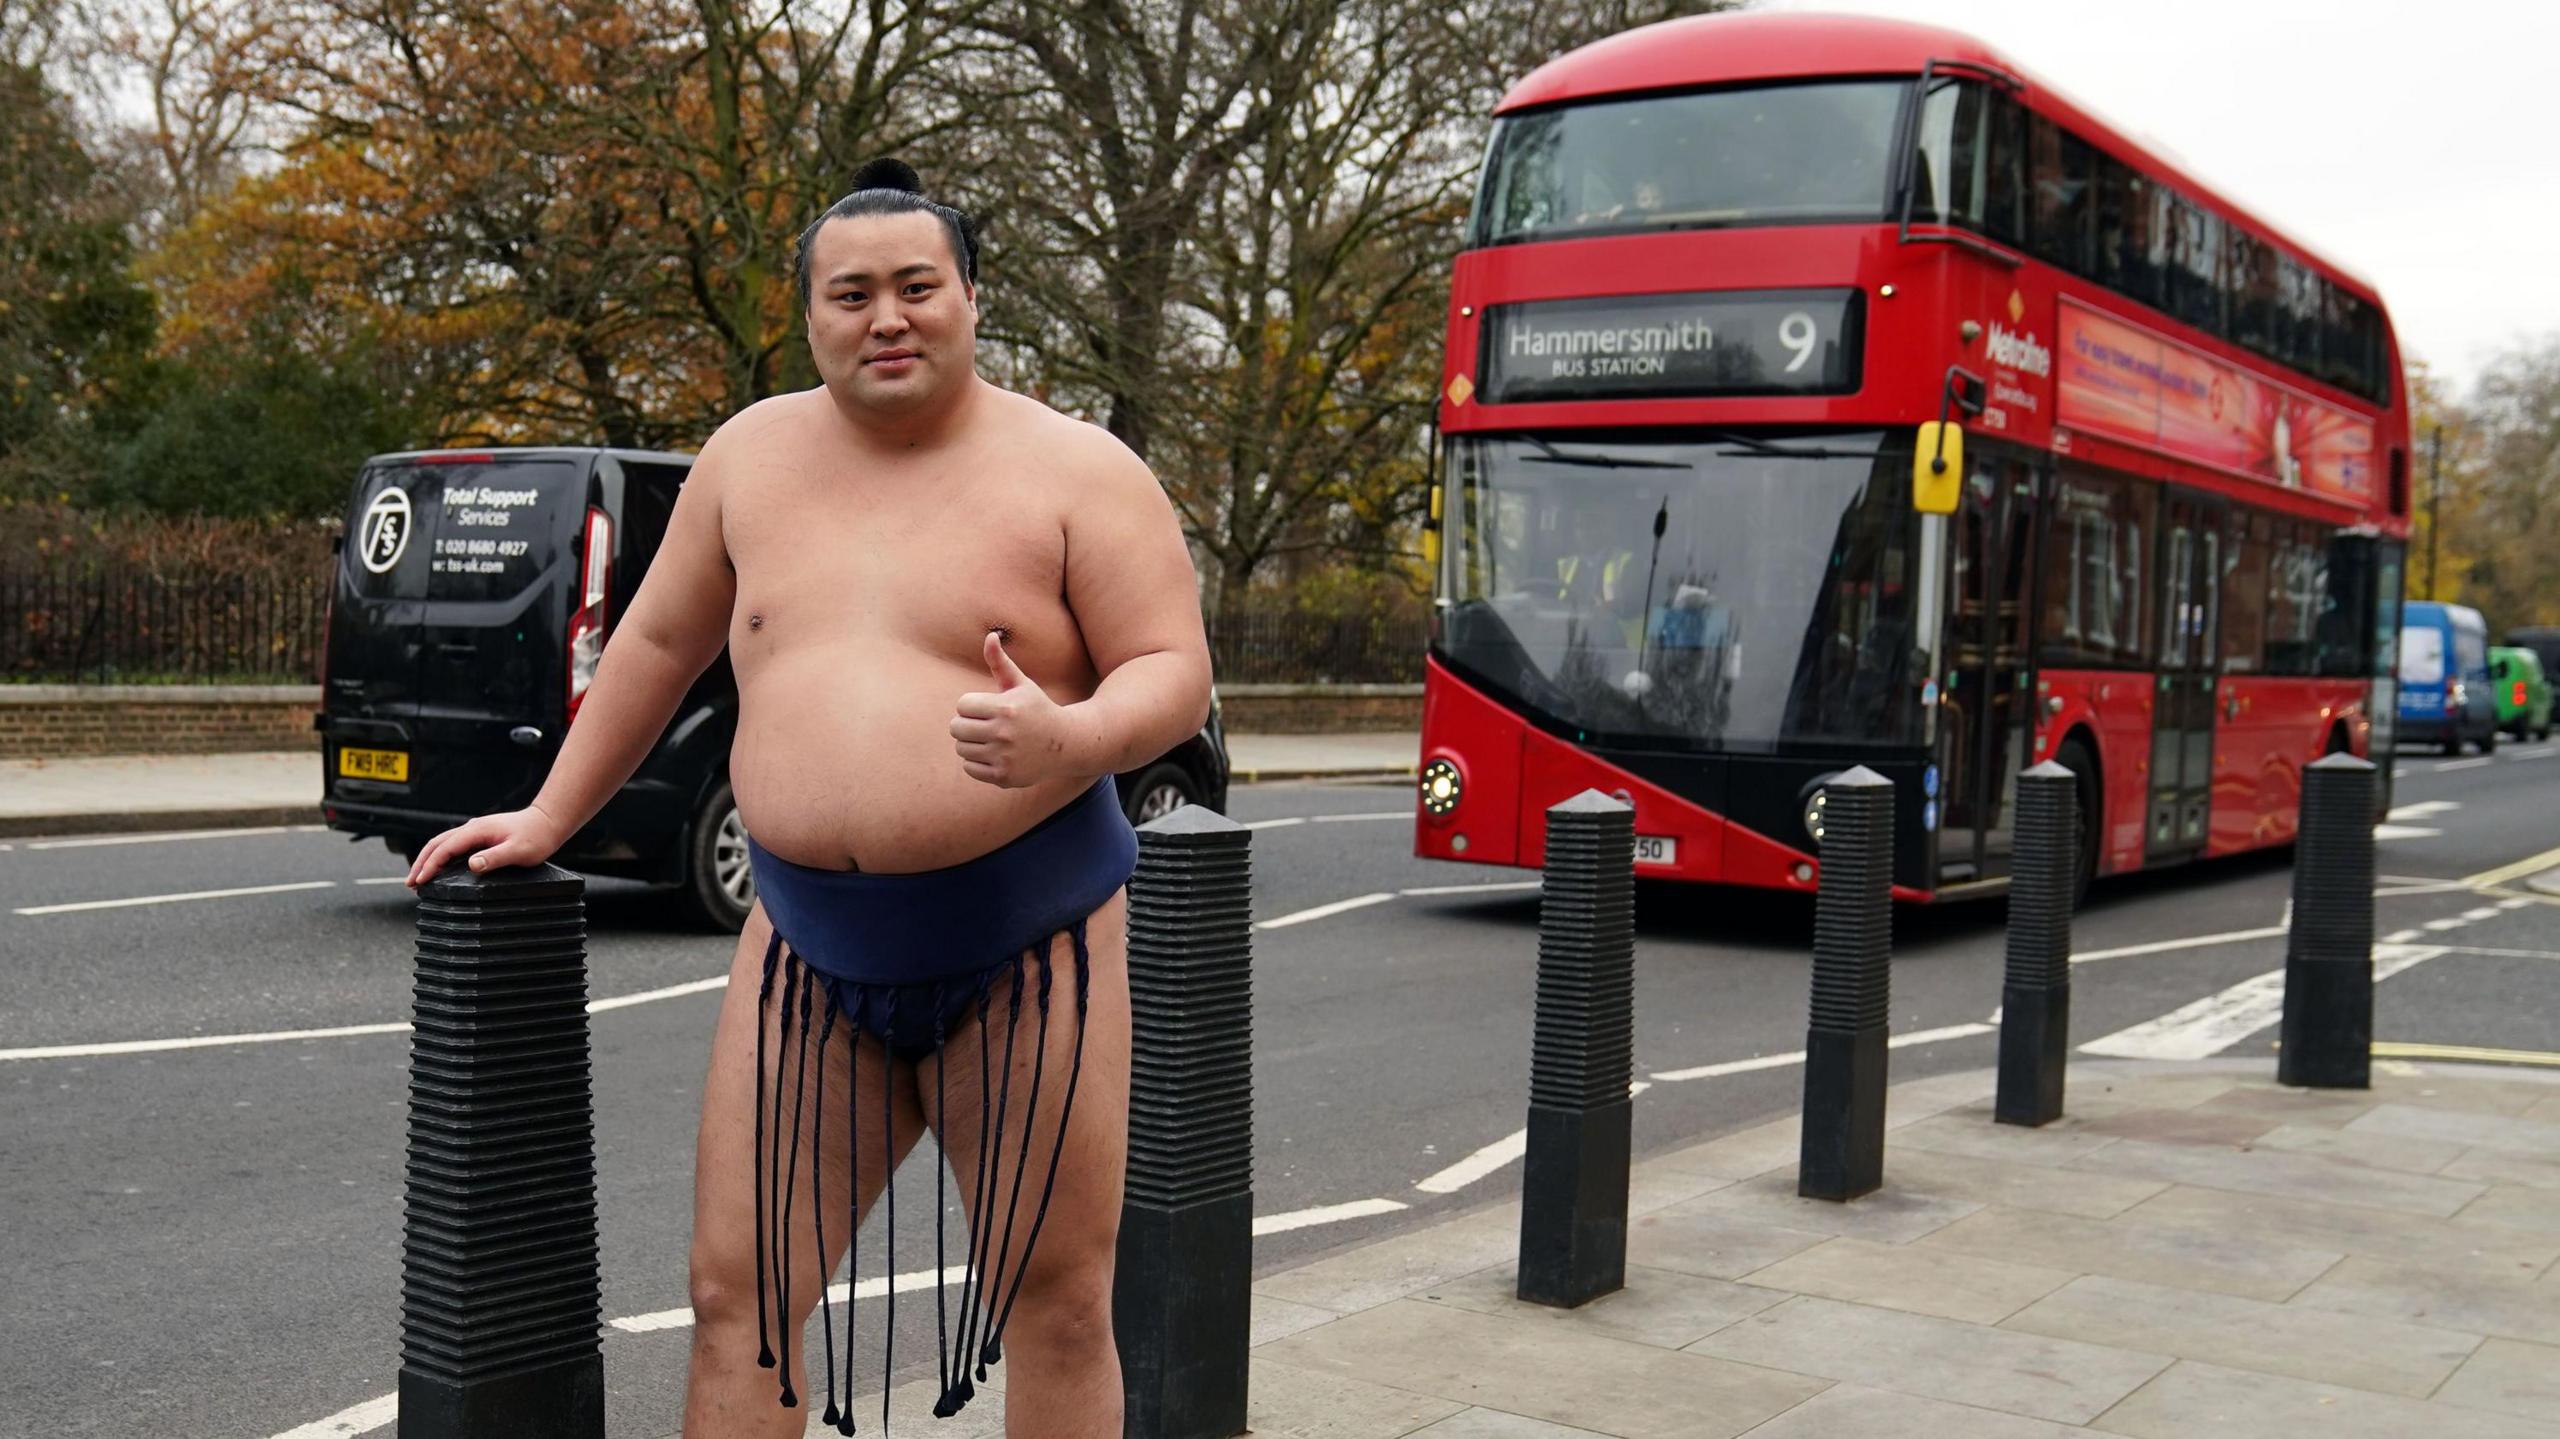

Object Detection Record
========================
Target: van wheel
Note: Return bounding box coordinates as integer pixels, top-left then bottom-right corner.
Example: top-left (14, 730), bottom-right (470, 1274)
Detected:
top-left (1123, 761), bottom-right (1199, 826)
top-left (677, 780), bottom-right (754, 933)
top-left (2443, 730), bottom-right (2463, 757)
top-left (2480, 727), bottom-right (2498, 755)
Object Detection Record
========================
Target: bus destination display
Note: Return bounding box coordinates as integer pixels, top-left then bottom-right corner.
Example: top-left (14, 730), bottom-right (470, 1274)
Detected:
top-left (1479, 288), bottom-right (1860, 404)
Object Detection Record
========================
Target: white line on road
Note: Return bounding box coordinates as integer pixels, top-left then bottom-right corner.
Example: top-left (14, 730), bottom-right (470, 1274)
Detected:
top-left (2, 973), bottom-right (731, 1061)
top-left (2435, 757), bottom-right (2495, 772)
top-left (15, 879), bottom-right (338, 915)
top-left (269, 1393), bottom-right (401, 1439)
top-left (2430, 944), bottom-right (2560, 961)
top-left (2466, 843), bottom-right (2560, 889)
top-left (1257, 893), bottom-right (1396, 930)
top-left (1310, 812), bottom-right (1412, 824)
top-left (2069, 926), bottom-right (2288, 965)
top-left (2422, 917), bottom-right (2470, 931)
top-left (2375, 825), bottom-right (2443, 841)
top-left (2515, 748), bottom-right (2557, 761)
top-left (1650, 1023), bottom-right (1993, 1084)
top-left (609, 1264), bottom-right (972, 1335)
top-left (2079, 944), bottom-right (2447, 1060)
top-left (2461, 906), bottom-right (2504, 921)
top-left (1414, 1129), bottom-right (1527, 1194)
top-left (1243, 817), bottom-right (1307, 830)
top-left (26, 824), bottom-right (330, 850)
top-left (2387, 801), bottom-right (2462, 821)
top-left (2375, 881), bottom-right (2478, 898)
top-left (2499, 897), bottom-right (2537, 910)
top-left (351, 877), bottom-right (408, 886)
top-left (1254, 1198), bottom-right (1410, 1234)
top-left (1399, 881), bottom-right (1542, 897)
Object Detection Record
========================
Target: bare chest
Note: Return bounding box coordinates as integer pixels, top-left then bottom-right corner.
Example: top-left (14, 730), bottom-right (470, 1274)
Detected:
top-left (722, 462), bottom-right (1081, 679)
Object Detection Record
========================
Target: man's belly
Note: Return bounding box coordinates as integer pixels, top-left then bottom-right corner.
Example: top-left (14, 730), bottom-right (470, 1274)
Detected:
top-left (730, 644), bottom-right (1099, 873)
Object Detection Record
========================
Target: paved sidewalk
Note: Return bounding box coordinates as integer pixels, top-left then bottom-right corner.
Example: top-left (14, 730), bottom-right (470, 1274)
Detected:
top-left (813, 1057), bottom-right (2560, 1439)
top-left (0, 734), bottom-right (1418, 837)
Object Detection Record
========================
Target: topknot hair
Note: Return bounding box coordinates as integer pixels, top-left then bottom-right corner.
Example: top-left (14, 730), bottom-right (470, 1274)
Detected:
top-left (794, 157), bottom-right (980, 303)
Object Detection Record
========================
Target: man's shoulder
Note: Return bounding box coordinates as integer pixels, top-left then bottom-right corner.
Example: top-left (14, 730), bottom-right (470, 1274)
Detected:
top-left (989, 389), bottom-right (1150, 489)
top-left (706, 390), bottom-right (825, 453)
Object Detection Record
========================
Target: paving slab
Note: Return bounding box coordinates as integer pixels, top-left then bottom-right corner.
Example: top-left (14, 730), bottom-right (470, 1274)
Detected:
top-left (2068, 1073), bottom-right (2244, 1110)
top-left (1878, 1146), bottom-right (2168, 1219)
top-left (1731, 1383), bottom-right (2094, 1438)
top-left (2075, 1106), bottom-right (2284, 1146)
top-left (2525, 1097), bottom-right (2560, 1125)
top-left (1253, 1293), bottom-right (1346, 1348)
top-left (2362, 1074), bottom-right (2560, 1118)
top-left (1889, 1107), bottom-right (2122, 1165)
top-left (1649, 1117), bottom-right (1800, 1181)
top-left (2070, 1136), bottom-right (2487, 1216)
top-left (2120, 1182), bottom-right (2559, 1281)
top-left (2445, 1147), bottom-right (2560, 1192)
top-left (1417, 1261), bottom-right (1784, 1350)
top-left (2464, 1185), bottom-right (2560, 1239)
top-left (1679, 1171), bottom-right (1982, 1244)
top-left (1918, 1205), bottom-right (2342, 1302)
top-left (1738, 1235), bottom-right (2074, 1324)
top-left (1406, 1409), bottom-right (1617, 1439)
top-left (1254, 1204), bottom-right (1519, 1314)
top-left (2349, 1103), bottom-right (2560, 1155)
top-left (1692, 1295), bottom-right (2168, 1425)
top-left (2291, 1255), bottom-right (2560, 1345)
top-left (1259, 1300), bottom-right (1825, 1439)
top-left (2092, 1358), bottom-right (2560, 1439)
top-left (2251, 1121), bottom-right (2466, 1174)
top-left (1247, 1355), bottom-right (1472, 1439)
top-left (2192, 1085), bottom-right (2377, 1129)
top-left (2435, 1338), bottom-right (2560, 1425)
top-left (1625, 1208), bottom-right (1830, 1282)
top-left (2003, 1273), bottom-right (2478, 1398)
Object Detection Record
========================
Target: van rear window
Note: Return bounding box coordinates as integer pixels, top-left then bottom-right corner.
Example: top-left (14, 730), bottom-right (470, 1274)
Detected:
top-left (2399, 627), bottom-right (2444, 686)
top-left (344, 458), bottom-right (580, 602)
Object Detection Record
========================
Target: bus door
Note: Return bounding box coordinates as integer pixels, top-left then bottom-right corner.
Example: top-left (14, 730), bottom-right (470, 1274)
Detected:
top-left (1940, 453), bottom-right (2040, 883)
top-left (2148, 490), bottom-right (2223, 859)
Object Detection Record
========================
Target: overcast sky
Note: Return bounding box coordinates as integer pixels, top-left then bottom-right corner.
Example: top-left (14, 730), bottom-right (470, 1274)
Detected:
top-left (1761, 0), bottom-right (2558, 396)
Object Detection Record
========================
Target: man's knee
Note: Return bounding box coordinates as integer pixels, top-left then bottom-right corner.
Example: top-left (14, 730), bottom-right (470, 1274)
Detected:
top-left (1000, 1245), bottom-right (1117, 1366)
top-left (688, 1234), bottom-right (764, 1334)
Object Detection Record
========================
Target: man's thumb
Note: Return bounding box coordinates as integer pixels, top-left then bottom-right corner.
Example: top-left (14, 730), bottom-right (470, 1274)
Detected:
top-left (985, 631), bottom-right (1025, 685)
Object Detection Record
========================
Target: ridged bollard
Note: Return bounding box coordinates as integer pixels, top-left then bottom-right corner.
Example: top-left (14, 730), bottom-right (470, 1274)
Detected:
top-left (1997, 762), bottom-right (2077, 1127)
top-left (1116, 806), bottom-right (1253, 1439)
top-left (1517, 791), bottom-right (1636, 1309)
top-left (1800, 767), bottom-right (1892, 1202)
top-left (2279, 753), bottom-right (2378, 1089)
top-left (400, 864), bottom-right (601, 1439)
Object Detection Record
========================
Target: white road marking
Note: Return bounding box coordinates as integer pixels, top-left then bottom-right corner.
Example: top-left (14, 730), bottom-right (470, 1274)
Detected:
top-left (2466, 844), bottom-right (2560, 889)
top-left (2383, 929), bottom-right (2423, 943)
top-left (15, 879), bottom-right (338, 915)
top-left (1243, 817), bottom-right (1307, 831)
top-left (2423, 917), bottom-right (2470, 931)
top-left (1415, 1130), bottom-right (1526, 1194)
top-left (2392, 767), bottom-right (2410, 780)
top-left (26, 824), bottom-right (330, 850)
top-left (1399, 881), bottom-right (1542, 897)
top-left (2461, 907), bottom-right (2504, 922)
top-left (1649, 1022), bottom-right (1993, 1084)
top-left (2079, 944), bottom-right (2447, 1060)
top-left (1257, 893), bottom-right (1396, 930)
top-left (2387, 801), bottom-right (2462, 821)
top-left (2515, 748), bottom-right (2557, 761)
top-left (609, 1264), bottom-right (971, 1335)
top-left (269, 1392), bottom-right (400, 1439)
top-left (352, 877), bottom-right (408, 886)
top-left (2431, 944), bottom-right (2560, 962)
top-left (2435, 757), bottom-right (2494, 772)
top-left (1253, 1198), bottom-right (1409, 1235)
top-left (2069, 926), bottom-right (2287, 965)
top-left (2375, 881), bottom-right (2476, 898)
top-left (2499, 897), bottom-right (2536, 910)
top-left (2374, 825), bottom-right (2443, 841)
top-left (1310, 812), bottom-right (1412, 824)
top-left (2, 973), bottom-right (730, 1061)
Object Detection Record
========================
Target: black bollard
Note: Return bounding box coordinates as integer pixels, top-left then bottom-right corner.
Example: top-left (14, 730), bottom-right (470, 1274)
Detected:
top-left (1800, 766), bottom-right (1893, 1202)
top-left (2279, 753), bottom-right (2378, 1089)
top-left (399, 864), bottom-right (601, 1439)
top-left (1997, 761), bottom-right (2078, 1127)
top-left (1116, 805), bottom-right (1253, 1439)
top-left (1517, 790), bottom-right (1636, 1309)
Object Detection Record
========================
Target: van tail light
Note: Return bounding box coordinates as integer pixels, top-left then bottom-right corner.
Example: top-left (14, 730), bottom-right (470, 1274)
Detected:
top-left (566, 506), bottom-right (612, 724)
top-left (319, 579), bottom-right (335, 692)
top-left (2518, 681), bottom-right (2530, 708)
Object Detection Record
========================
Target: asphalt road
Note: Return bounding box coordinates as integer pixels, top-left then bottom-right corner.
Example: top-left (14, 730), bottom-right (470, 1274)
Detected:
top-left (2, 741), bottom-right (2555, 1439)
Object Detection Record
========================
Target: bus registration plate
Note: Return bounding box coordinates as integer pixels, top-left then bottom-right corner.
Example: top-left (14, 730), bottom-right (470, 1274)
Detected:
top-left (1634, 835), bottom-right (1678, 867)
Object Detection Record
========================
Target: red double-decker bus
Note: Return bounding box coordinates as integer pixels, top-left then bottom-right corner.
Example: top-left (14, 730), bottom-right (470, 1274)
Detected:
top-left (1415, 11), bottom-right (2411, 901)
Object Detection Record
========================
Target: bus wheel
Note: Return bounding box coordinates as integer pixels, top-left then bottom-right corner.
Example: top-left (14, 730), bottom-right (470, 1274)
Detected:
top-left (677, 779), bottom-right (754, 933)
top-left (2056, 737), bottom-right (2100, 908)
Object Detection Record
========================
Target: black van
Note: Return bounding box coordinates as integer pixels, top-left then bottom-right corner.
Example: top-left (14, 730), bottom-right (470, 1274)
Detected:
top-left (317, 446), bottom-right (1229, 930)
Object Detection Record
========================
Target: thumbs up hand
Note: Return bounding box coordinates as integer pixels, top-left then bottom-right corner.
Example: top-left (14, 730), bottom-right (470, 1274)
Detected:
top-left (953, 631), bottom-right (1078, 788)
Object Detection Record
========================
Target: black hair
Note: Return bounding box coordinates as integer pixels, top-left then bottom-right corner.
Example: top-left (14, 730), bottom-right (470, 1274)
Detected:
top-left (794, 158), bottom-right (980, 308)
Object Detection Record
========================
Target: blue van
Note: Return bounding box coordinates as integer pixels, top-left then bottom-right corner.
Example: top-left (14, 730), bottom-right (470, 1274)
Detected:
top-left (2397, 601), bottom-right (2498, 755)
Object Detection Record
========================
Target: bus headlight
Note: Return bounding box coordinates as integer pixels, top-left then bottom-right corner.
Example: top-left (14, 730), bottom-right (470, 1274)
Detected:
top-left (1803, 788), bottom-right (1830, 844)
top-left (1420, 758), bottom-right (1463, 819)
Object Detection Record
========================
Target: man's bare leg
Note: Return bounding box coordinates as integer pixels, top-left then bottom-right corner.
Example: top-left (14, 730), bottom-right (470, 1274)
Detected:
top-left (683, 900), bottom-right (929, 1437)
top-left (924, 889), bottom-right (1131, 1439)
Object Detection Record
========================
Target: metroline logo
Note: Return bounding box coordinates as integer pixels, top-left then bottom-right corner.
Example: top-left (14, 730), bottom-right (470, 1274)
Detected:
top-left (1987, 322), bottom-right (2051, 377)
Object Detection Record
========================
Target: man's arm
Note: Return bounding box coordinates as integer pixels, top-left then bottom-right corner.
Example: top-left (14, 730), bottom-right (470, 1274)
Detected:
top-left (1057, 431), bottom-right (1214, 777)
top-left (519, 425), bottom-right (743, 836)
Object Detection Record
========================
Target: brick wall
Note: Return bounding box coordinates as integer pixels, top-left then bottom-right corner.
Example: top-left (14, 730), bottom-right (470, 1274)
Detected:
top-left (0, 686), bottom-right (319, 759)
top-left (1217, 684), bottom-right (1421, 735)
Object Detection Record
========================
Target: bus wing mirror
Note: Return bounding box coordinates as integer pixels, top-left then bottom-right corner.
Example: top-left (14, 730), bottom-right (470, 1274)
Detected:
top-left (1914, 422), bottom-right (1964, 513)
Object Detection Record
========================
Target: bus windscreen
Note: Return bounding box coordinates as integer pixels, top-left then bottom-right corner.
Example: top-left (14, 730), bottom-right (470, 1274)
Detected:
top-left (1474, 81), bottom-right (1906, 247)
top-left (1436, 431), bottom-right (1922, 749)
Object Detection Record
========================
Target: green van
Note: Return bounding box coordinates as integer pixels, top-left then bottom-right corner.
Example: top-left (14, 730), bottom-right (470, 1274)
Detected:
top-left (2490, 645), bottom-right (2554, 741)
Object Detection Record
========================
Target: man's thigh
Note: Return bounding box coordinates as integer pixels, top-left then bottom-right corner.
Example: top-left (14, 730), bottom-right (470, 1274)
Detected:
top-left (921, 889), bottom-right (1132, 1302)
top-left (691, 901), bottom-right (929, 1298)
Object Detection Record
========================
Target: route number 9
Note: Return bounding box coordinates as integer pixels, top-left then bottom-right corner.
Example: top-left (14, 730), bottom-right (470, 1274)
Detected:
top-left (1778, 310), bottom-right (1819, 373)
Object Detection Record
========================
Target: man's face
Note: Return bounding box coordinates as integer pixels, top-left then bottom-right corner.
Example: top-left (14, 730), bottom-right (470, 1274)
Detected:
top-left (804, 209), bottom-right (978, 417)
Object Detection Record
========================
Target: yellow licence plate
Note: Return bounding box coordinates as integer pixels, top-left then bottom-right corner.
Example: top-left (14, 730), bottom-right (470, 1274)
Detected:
top-left (338, 746), bottom-right (410, 782)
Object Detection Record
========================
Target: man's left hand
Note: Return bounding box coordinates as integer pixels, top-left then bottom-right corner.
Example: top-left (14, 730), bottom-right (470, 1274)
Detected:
top-left (953, 631), bottom-right (1084, 788)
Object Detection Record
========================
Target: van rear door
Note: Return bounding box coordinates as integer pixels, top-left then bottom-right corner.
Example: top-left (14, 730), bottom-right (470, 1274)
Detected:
top-left (407, 454), bottom-right (593, 817)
